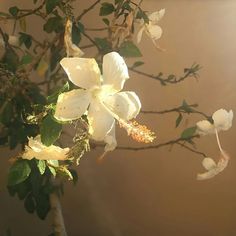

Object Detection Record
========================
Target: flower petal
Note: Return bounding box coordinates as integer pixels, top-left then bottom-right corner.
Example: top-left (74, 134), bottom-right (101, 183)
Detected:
top-left (88, 101), bottom-right (115, 141)
top-left (202, 157), bottom-right (217, 170)
top-left (196, 120), bottom-right (215, 135)
top-left (148, 9), bottom-right (165, 24)
top-left (212, 109), bottom-right (233, 131)
top-left (55, 89), bottom-right (91, 121)
top-left (103, 91), bottom-right (141, 120)
top-left (104, 123), bottom-right (117, 152)
top-left (60, 57), bottom-right (101, 89)
top-left (102, 52), bottom-right (129, 92)
top-left (146, 24), bottom-right (163, 41)
top-left (137, 26), bottom-right (145, 43)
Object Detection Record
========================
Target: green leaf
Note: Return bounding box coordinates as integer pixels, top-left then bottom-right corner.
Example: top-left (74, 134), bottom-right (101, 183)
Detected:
top-left (136, 9), bottom-right (149, 23)
top-left (72, 23), bottom-right (81, 45)
top-left (47, 82), bottom-right (70, 103)
top-left (37, 160), bottom-right (46, 175)
top-left (8, 160), bottom-right (31, 186)
top-left (43, 17), bottom-right (64, 33)
top-left (35, 192), bottom-right (50, 220)
top-left (181, 100), bottom-right (193, 113)
top-left (99, 3), bottom-right (115, 16)
top-left (19, 17), bottom-right (27, 32)
top-left (0, 101), bottom-right (14, 125)
top-left (9, 6), bottom-right (19, 17)
top-left (94, 37), bottom-right (111, 52)
top-left (181, 126), bottom-right (197, 139)
top-left (131, 61), bottom-right (144, 68)
top-left (1, 48), bottom-right (19, 72)
top-left (19, 32), bottom-right (32, 49)
top-left (40, 114), bottom-right (62, 146)
top-left (24, 194), bottom-right (35, 213)
top-left (119, 41), bottom-right (142, 57)
top-left (175, 113), bottom-right (183, 128)
top-left (115, 0), bottom-right (122, 4)
top-left (20, 54), bottom-right (33, 65)
top-left (102, 18), bottom-right (110, 26)
top-left (46, 0), bottom-right (61, 14)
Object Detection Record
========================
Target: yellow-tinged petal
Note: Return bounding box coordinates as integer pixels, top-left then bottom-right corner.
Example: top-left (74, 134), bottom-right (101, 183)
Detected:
top-left (137, 26), bottom-right (145, 44)
top-left (22, 136), bottom-right (69, 160)
top-left (212, 109), bottom-right (233, 131)
top-left (55, 89), bottom-right (91, 121)
top-left (146, 24), bottom-right (163, 41)
top-left (88, 101), bottom-right (115, 141)
top-left (103, 91), bottom-right (141, 120)
top-left (148, 9), bottom-right (165, 24)
top-left (196, 120), bottom-right (215, 135)
top-left (102, 52), bottom-right (129, 92)
top-left (60, 57), bottom-right (101, 89)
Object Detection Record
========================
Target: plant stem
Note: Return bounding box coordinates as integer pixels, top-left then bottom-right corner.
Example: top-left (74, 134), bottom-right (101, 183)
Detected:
top-left (50, 192), bottom-right (68, 236)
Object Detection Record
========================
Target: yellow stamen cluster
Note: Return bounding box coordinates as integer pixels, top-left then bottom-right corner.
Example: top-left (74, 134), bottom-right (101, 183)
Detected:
top-left (119, 119), bottom-right (156, 143)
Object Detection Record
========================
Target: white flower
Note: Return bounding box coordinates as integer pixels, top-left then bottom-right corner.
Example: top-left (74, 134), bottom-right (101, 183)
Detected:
top-left (196, 108), bottom-right (233, 180)
top-left (22, 135), bottom-right (69, 160)
top-left (137, 9), bottom-right (165, 50)
top-left (196, 109), bottom-right (233, 135)
top-left (54, 52), bottom-right (141, 152)
top-left (197, 152), bottom-right (229, 180)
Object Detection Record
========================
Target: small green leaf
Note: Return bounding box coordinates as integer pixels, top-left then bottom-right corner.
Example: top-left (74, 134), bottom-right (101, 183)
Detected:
top-left (40, 114), bottom-right (62, 146)
top-left (181, 126), bottom-right (197, 139)
top-left (175, 113), bottom-right (183, 128)
top-left (94, 37), bottom-right (111, 52)
top-left (8, 160), bottom-right (31, 186)
top-left (47, 82), bottom-right (70, 103)
top-left (181, 100), bottom-right (193, 113)
top-left (24, 194), bottom-right (35, 213)
top-left (136, 9), bottom-right (149, 23)
top-left (46, 0), bottom-right (61, 14)
top-left (102, 18), bottom-right (110, 26)
top-left (37, 160), bottom-right (46, 175)
top-left (20, 54), bottom-right (33, 65)
top-left (19, 32), bottom-right (32, 49)
top-left (119, 41), bottom-right (142, 57)
top-left (43, 17), bottom-right (64, 33)
top-left (72, 23), bottom-right (81, 45)
top-left (131, 61), bottom-right (144, 68)
top-left (0, 101), bottom-right (14, 125)
top-left (9, 6), bottom-right (19, 17)
top-left (99, 3), bottom-right (115, 16)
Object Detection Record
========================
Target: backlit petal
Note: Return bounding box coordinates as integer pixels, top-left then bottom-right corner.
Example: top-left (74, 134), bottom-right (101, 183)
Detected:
top-left (102, 52), bottom-right (129, 92)
top-left (146, 24), bottom-right (163, 40)
top-left (88, 101), bottom-right (115, 141)
top-left (212, 109), bottom-right (233, 131)
top-left (196, 120), bottom-right (215, 135)
top-left (103, 91), bottom-right (141, 120)
top-left (148, 9), bottom-right (165, 24)
top-left (55, 89), bottom-right (91, 121)
top-left (60, 57), bottom-right (101, 89)
top-left (104, 123), bottom-right (117, 152)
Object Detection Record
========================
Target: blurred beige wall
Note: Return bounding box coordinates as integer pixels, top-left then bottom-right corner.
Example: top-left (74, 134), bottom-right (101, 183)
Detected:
top-left (1, 0), bottom-right (236, 236)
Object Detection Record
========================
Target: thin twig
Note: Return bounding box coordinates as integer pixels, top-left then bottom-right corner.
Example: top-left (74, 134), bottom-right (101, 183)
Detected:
top-left (77, 0), bottom-right (101, 21)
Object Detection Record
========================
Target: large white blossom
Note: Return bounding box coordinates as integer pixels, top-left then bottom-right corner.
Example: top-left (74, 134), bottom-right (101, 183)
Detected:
top-left (137, 9), bottom-right (165, 50)
top-left (196, 109), bottom-right (233, 135)
top-left (196, 109), bottom-right (233, 180)
top-left (22, 136), bottom-right (69, 160)
top-left (54, 52), bottom-right (141, 152)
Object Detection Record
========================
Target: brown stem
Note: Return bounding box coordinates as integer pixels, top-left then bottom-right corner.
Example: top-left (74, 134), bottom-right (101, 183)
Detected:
top-left (50, 192), bottom-right (68, 236)
top-left (77, 0), bottom-right (101, 21)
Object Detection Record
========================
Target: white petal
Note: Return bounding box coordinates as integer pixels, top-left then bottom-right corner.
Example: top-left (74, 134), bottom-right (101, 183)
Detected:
top-left (148, 9), bottom-right (165, 24)
top-left (137, 26), bottom-right (145, 43)
top-left (196, 120), bottom-right (215, 135)
top-left (60, 57), bottom-right (101, 89)
top-left (55, 89), bottom-right (91, 121)
top-left (28, 135), bottom-right (44, 152)
top-left (202, 157), bottom-right (217, 170)
top-left (103, 91), bottom-right (141, 120)
top-left (102, 52), bottom-right (129, 92)
top-left (104, 123), bottom-right (117, 152)
top-left (146, 24), bottom-right (163, 41)
top-left (212, 109), bottom-right (233, 131)
top-left (88, 101), bottom-right (115, 141)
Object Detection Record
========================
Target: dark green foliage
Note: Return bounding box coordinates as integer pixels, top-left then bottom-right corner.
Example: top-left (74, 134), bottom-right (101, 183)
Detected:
top-left (40, 114), bottom-right (62, 146)
top-left (19, 32), bottom-right (32, 49)
top-left (181, 126), bottom-right (197, 139)
top-left (8, 6), bottom-right (19, 17)
top-left (94, 37), bottom-right (112, 53)
top-left (131, 61), bottom-right (144, 68)
top-left (175, 113), bottom-right (183, 128)
top-left (99, 3), bottom-right (115, 16)
top-left (119, 41), bottom-right (142, 57)
top-left (46, 0), bottom-right (61, 14)
top-left (43, 16), bottom-right (64, 33)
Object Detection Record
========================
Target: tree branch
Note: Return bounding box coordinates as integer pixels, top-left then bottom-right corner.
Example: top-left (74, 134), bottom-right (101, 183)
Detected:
top-left (77, 0), bottom-right (101, 21)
